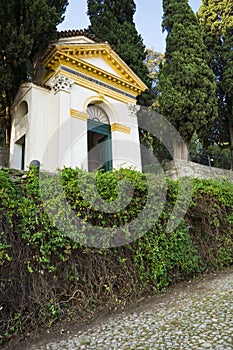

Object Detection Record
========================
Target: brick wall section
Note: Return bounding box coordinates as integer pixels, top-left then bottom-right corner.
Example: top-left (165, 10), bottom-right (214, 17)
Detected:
top-left (164, 160), bottom-right (233, 182)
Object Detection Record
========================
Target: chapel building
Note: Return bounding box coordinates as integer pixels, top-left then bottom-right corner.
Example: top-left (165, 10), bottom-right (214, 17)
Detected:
top-left (9, 30), bottom-right (147, 172)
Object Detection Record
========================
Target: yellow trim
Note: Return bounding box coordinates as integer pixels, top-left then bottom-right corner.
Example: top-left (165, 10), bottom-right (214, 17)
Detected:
top-left (96, 93), bottom-right (105, 103)
top-left (70, 109), bottom-right (88, 121)
top-left (111, 123), bottom-right (131, 134)
top-left (44, 44), bottom-right (147, 92)
top-left (58, 69), bottom-right (136, 104)
top-left (46, 52), bottom-right (141, 96)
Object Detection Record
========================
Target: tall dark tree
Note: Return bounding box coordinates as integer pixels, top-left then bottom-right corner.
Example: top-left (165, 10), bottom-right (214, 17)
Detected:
top-left (0, 0), bottom-right (68, 150)
top-left (87, 0), bottom-right (152, 105)
top-left (197, 0), bottom-right (233, 169)
top-left (158, 0), bottom-right (218, 160)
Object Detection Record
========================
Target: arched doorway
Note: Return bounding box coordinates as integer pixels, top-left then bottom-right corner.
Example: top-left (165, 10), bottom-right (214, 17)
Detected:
top-left (87, 104), bottom-right (112, 172)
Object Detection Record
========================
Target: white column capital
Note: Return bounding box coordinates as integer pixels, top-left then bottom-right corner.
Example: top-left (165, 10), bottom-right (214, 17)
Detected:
top-left (128, 103), bottom-right (140, 118)
top-left (51, 75), bottom-right (74, 93)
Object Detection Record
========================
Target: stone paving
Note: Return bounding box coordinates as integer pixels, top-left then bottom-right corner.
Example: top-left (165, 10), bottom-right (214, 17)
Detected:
top-left (16, 269), bottom-right (233, 350)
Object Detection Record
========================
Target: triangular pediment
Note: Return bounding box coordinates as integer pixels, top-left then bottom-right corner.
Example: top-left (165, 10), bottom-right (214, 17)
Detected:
top-left (43, 39), bottom-right (147, 96)
top-left (81, 57), bottom-right (121, 77)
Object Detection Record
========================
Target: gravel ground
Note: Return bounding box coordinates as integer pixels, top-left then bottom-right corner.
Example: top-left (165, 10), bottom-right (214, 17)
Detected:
top-left (12, 269), bottom-right (233, 350)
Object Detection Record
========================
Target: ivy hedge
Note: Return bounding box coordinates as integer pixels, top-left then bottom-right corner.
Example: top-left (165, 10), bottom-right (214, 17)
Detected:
top-left (0, 167), bottom-right (233, 345)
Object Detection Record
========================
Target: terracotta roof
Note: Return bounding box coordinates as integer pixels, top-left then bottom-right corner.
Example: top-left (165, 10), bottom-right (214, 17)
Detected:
top-left (35, 30), bottom-right (104, 63)
top-left (58, 30), bottom-right (104, 43)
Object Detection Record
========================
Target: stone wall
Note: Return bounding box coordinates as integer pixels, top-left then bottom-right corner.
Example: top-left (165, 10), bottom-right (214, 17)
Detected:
top-left (164, 159), bottom-right (233, 182)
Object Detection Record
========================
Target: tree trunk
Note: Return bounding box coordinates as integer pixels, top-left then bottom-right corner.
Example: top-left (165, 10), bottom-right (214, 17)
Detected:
top-left (173, 139), bottom-right (190, 161)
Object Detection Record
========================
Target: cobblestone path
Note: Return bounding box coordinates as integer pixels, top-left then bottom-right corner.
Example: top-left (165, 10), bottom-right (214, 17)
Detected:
top-left (15, 269), bottom-right (233, 350)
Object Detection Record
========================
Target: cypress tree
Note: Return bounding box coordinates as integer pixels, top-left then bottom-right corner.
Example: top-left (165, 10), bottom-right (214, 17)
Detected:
top-left (87, 0), bottom-right (152, 105)
top-left (0, 0), bottom-right (68, 145)
top-left (158, 0), bottom-right (218, 159)
top-left (197, 0), bottom-right (233, 169)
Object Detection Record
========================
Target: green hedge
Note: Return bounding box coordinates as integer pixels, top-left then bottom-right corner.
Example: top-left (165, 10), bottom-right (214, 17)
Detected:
top-left (0, 167), bottom-right (232, 345)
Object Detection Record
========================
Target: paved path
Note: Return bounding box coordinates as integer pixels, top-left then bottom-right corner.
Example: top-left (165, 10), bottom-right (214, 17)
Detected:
top-left (14, 269), bottom-right (233, 350)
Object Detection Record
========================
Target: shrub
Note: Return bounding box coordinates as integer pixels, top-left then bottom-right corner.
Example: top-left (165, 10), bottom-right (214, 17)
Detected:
top-left (0, 167), bottom-right (232, 345)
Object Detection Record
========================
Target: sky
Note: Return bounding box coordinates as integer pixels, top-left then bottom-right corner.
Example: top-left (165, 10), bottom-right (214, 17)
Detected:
top-left (57, 0), bottom-right (202, 53)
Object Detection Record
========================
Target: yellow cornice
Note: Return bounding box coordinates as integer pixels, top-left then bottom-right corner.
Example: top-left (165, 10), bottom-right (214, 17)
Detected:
top-left (70, 109), bottom-right (88, 121)
top-left (70, 110), bottom-right (132, 134)
top-left (50, 66), bottom-right (137, 104)
top-left (111, 123), bottom-right (131, 134)
top-left (55, 44), bottom-right (135, 81)
top-left (45, 51), bottom-right (142, 96)
top-left (44, 45), bottom-right (147, 93)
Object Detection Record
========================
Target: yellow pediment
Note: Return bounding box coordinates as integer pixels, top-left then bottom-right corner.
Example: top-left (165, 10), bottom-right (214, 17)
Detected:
top-left (43, 41), bottom-right (147, 97)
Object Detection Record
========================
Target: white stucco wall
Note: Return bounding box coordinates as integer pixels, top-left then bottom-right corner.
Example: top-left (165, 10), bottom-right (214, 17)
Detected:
top-left (10, 51), bottom-right (143, 172)
top-left (10, 84), bottom-right (31, 170)
top-left (82, 57), bottom-right (121, 77)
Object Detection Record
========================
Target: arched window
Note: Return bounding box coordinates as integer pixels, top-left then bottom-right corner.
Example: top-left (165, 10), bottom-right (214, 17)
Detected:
top-left (86, 105), bottom-right (109, 124)
top-left (17, 101), bottom-right (28, 119)
top-left (86, 104), bottom-right (112, 172)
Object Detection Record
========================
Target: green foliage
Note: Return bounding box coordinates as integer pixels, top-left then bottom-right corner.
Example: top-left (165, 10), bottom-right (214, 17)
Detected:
top-left (0, 167), bottom-right (233, 345)
top-left (188, 178), bottom-right (233, 268)
top-left (144, 49), bottom-right (164, 110)
top-left (189, 133), bottom-right (231, 169)
top-left (87, 0), bottom-right (152, 105)
top-left (197, 0), bottom-right (233, 168)
top-left (0, 0), bottom-right (68, 126)
top-left (158, 0), bottom-right (218, 150)
top-left (204, 145), bottom-right (231, 169)
top-left (0, 231), bottom-right (11, 266)
top-left (87, 0), bottom-right (136, 24)
top-left (134, 221), bottom-right (201, 290)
